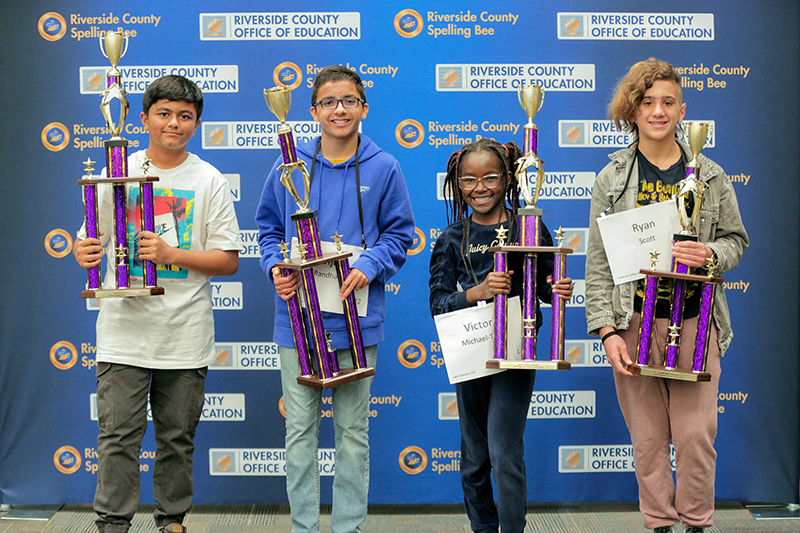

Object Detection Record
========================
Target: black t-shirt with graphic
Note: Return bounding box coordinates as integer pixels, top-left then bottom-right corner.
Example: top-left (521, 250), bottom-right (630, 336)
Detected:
top-left (633, 150), bottom-right (701, 319)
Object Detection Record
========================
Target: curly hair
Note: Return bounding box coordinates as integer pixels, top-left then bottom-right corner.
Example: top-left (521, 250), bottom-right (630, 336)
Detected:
top-left (441, 137), bottom-right (523, 272)
top-left (607, 58), bottom-right (682, 139)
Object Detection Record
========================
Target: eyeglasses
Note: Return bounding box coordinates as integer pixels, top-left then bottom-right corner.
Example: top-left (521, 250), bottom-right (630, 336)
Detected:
top-left (458, 173), bottom-right (504, 190)
top-left (313, 97), bottom-right (365, 110)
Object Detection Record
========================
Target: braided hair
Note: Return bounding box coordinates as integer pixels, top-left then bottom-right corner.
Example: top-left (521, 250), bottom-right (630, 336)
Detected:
top-left (441, 137), bottom-right (524, 272)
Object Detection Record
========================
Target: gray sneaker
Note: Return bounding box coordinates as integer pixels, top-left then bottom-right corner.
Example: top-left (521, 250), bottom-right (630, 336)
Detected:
top-left (158, 525), bottom-right (186, 533)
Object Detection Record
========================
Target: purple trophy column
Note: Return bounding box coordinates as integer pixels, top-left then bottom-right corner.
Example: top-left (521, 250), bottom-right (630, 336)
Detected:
top-left (284, 266), bottom-right (314, 377)
top-left (637, 276), bottom-right (659, 365)
top-left (337, 259), bottom-right (367, 369)
top-left (140, 182), bottom-right (157, 287)
top-left (549, 254), bottom-right (566, 361)
top-left (519, 214), bottom-right (540, 361)
top-left (522, 254), bottom-right (538, 360)
top-left (665, 258), bottom-right (690, 370)
top-left (693, 282), bottom-right (716, 373)
top-left (106, 142), bottom-right (129, 289)
top-left (83, 184), bottom-right (102, 289)
top-left (493, 250), bottom-right (507, 360)
top-left (279, 130), bottom-right (300, 165)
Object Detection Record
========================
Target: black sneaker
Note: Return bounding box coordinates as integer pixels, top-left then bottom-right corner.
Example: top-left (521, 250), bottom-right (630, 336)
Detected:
top-left (684, 528), bottom-right (704, 533)
top-left (654, 527), bottom-right (673, 533)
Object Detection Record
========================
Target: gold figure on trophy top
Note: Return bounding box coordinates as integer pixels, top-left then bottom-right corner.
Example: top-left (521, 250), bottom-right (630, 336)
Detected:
top-left (99, 30), bottom-right (130, 139)
top-left (264, 86), bottom-right (312, 213)
top-left (495, 226), bottom-right (509, 246)
top-left (83, 158), bottom-right (96, 177)
top-left (676, 122), bottom-right (711, 235)
top-left (648, 249), bottom-right (660, 270)
top-left (278, 240), bottom-right (290, 261)
top-left (515, 83), bottom-right (546, 207)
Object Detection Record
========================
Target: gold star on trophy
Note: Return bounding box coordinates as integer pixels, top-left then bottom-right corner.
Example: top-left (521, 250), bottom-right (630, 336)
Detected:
top-left (706, 253), bottom-right (719, 277)
top-left (325, 332), bottom-right (334, 353)
top-left (297, 242), bottom-right (308, 263)
top-left (332, 232), bottom-right (343, 253)
top-left (495, 226), bottom-right (508, 246)
top-left (648, 249), bottom-right (661, 270)
top-left (278, 240), bottom-right (290, 261)
top-left (555, 226), bottom-right (565, 248)
top-left (83, 158), bottom-right (96, 177)
top-left (141, 155), bottom-right (152, 176)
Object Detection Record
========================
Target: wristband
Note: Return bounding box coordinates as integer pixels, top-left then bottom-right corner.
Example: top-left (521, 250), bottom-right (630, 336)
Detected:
top-left (601, 330), bottom-right (620, 343)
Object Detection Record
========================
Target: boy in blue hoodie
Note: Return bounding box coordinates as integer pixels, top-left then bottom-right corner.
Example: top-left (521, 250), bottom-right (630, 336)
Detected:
top-left (256, 66), bottom-right (415, 533)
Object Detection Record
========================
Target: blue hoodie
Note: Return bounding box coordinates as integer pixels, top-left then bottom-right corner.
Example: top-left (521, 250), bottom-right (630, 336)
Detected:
top-left (256, 133), bottom-right (415, 349)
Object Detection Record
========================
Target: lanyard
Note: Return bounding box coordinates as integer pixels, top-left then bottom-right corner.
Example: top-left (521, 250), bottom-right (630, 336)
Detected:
top-left (308, 137), bottom-right (366, 250)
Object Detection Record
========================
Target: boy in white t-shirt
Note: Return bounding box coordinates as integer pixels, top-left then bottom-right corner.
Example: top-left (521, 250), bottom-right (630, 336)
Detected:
top-left (74, 75), bottom-right (240, 533)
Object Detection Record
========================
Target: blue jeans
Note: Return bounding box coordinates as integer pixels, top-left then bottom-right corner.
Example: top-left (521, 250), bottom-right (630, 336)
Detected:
top-left (456, 369), bottom-right (536, 533)
top-left (94, 363), bottom-right (207, 533)
top-left (279, 345), bottom-right (377, 533)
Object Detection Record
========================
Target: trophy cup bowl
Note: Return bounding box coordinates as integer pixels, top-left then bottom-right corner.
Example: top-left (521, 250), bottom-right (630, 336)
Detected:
top-left (685, 122), bottom-right (710, 166)
top-left (100, 30), bottom-right (128, 72)
top-left (518, 84), bottom-right (544, 125)
top-left (265, 86), bottom-right (292, 125)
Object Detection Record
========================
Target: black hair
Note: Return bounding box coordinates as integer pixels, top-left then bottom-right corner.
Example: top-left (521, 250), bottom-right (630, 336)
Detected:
top-left (142, 75), bottom-right (204, 120)
top-left (442, 137), bottom-right (523, 272)
top-left (311, 65), bottom-right (367, 106)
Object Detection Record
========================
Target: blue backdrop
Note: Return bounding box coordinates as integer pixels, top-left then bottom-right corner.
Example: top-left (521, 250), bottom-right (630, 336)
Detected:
top-left (1, 0), bottom-right (798, 506)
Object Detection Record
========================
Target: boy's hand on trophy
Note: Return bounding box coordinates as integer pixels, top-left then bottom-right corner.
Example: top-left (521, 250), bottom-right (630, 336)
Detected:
top-left (138, 231), bottom-right (173, 265)
top-left (74, 231), bottom-right (105, 269)
top-left (340, 268), bottom-right (368, 300)
top-left (272, 267), bottom-right (300, 301)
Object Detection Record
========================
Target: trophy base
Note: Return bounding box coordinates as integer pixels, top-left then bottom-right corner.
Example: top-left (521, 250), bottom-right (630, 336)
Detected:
top-left (297, 366), bottom-right (375, 389)
top-left (82, 287), bottom-right (165, 299)
top-left (486, 359), bottom-right (571, 370)
top-left (629, 364), bottom-right (711, 382)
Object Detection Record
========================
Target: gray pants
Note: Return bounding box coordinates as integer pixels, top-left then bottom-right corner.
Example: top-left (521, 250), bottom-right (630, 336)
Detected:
top-left (94, 363), bottom-right (207, 533)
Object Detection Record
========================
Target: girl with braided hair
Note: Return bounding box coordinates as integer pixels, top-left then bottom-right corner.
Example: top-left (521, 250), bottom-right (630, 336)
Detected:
top-left (429, 137), bottom-right (573, 533)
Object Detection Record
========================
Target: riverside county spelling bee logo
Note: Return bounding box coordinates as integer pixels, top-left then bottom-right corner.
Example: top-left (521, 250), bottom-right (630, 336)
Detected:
top-left (44, 229), bottom-right (72, 258)
top-left (397, 340), bottom-right (426, 368)
top-left (39, 12), bottom-right (67, 41)
top-left (54, 446), bottom-right (82, 474)
top-left (50, 341), bottom-right (78, 370)
top-left (394, 10), bottom-right (423, 38)
top-left (395, 120), bottom-right (424, 148)
top-left (41, 122), bottom-right (70, 151)
top-left (399, 446), bottom-right (428, 474)
top-left (407, 228), bottom-right (426, 256)
top-left (273, 62), bottom-right (303, 90)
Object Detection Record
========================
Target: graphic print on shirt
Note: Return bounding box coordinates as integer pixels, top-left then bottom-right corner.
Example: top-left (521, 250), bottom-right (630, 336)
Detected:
top-left (127, 185), bottom-right (196, 279)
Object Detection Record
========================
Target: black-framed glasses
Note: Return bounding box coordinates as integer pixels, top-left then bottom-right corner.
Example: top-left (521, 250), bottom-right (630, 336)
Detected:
top-left (313, 97), bottom-right (365, 110)
top-left (458, 173), bottom-right (505, 190)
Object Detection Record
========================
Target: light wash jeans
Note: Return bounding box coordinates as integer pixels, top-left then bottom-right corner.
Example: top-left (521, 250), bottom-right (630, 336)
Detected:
top-left (279, 345), bottom-right (377, 533)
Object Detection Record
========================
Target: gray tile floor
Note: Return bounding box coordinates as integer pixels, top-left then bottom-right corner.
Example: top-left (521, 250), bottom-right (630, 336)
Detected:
top-left (1, 502), bottom-right (798, 533)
